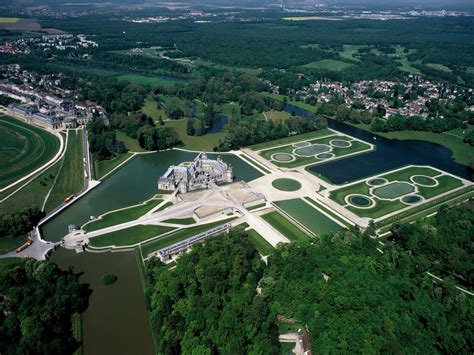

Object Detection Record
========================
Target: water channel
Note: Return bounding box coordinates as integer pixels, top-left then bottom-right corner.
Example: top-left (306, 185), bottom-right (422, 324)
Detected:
top-left (284, 103), bottom-right (472, 184)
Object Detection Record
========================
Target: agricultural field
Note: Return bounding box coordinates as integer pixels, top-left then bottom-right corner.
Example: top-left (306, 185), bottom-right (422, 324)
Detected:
top-left (0, 115), bottom-right (60, 189)
top-left (258, 131), bottom-right (373, 168)
top-left (274, 199), bottom-right (342, 236)
top-left (82, 198), bottom-right (163, 232)
top-left (44, 129), bottom-right (84, 212)
top-left (329, 165), bottom-right (467, 219)
top-left (302, 59), bottom-right (353, 71)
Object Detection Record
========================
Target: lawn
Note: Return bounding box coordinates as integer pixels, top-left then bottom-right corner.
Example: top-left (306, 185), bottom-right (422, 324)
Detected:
top-left (140, 219), bottom-right (234, 256)
top-left (197, 59), bottom-right (262, 75)
top-left (426, 63), bottom-right (452, 73)
top-left (44, 129), bottom-right (84, 211)
top-left (141, 97), bottom-right (170, 121)
top-left (247, 229), bottom-right (274, 256)
top-left (250, 128), bottom-right (332, 150)
top-left (264, 110), bottom-right (291, 122)
top-left (94, 152), bottom-right (134, 180)
top-left (272, 178), bottom-right (301, 192)
top-left (89, 224), bottom-right (176, 248)
top-left (303, 197), bottom-right (352, 227)
top-left (302, 59), bottom-right (353, 71)
top-left (83, 198), bottom-right (163, 232)
top-left (0, 115), bottom-right (60, 189)
top-left (238, 154), bottom-right (271, 174)
top-left (261, 211), bottom-right (310, 242)
top-left (116, 131), bottom-right (146, 152)
top-left (275, 199), bottom-right (342, 236)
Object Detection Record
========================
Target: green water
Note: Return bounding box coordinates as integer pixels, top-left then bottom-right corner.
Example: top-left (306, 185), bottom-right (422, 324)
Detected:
top-left (41, 150), bottom-right (262, 242)
top-left (50, 248), bottom-right (155, 355)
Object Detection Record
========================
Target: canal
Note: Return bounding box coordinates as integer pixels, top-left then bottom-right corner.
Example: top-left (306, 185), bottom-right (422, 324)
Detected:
top-left (284, 104), bottom-right (472, 184)
top-left (51, 248), bottom-right (155, 355)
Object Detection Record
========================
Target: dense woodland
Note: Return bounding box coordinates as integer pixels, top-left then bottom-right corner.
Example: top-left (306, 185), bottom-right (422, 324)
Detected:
top-left (143, 200), bottom-right (473, 354)
top-left (0, 260), bottom-right (91, 354)
top-left (0, 207), bottom-right (45, 239)
top-left (145, 229), bottom-right (280, 354)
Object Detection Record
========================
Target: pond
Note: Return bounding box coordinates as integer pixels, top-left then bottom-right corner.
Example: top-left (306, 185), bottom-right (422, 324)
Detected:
top-left (41, 150), bottom-right (262, 242)
top-left (50, 248), bottom-right (155, 355)
top-left (284, 104), bottom-right (472, 184)
top-left (208, 114), bottom-right (228, 133)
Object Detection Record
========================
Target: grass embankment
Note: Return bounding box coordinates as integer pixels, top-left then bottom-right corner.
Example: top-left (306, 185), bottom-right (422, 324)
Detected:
top-left (249, 128), bottom-right (332, 150)
top-left (247, 229), bottom-right (274, 256)
top-left (116, 131), bottom-right (147, 152)
top-left (45, 130), bottom-right (84, 211)
top-left (141, 218), bottom-right (234, 257)
top-left (275, 199), bottom-right (342, 236)
top-left (0, 235), bottom-right (27, 254)
top-left (0, 115), bottom-right (60, 189)
top-left (303, 197), bottom-right (352, 228)
top-left (94, 152), bottom-right (134, 180)
top-left (162, 217), bottom-right (196, 225)
top-left (246, 203), bottom-right (267, 211)
top-left (83, 198), bottom-right (163, 232)
top-left (89, 224), bottom-right (176, 248)
top-left (0, 159), bottom-right (62, 215)
top-left (261, 211), bottom-right (310, 242)
top-left (71, 313), bottom-right (83, 355)
top-left (238, 154), bottom-right (271, 174)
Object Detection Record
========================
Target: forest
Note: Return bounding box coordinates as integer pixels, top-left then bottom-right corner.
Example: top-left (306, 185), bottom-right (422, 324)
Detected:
top-left (0, 260), bottom-right (91, 354)
top-left (145, 200), bottom-right (473, 353)
top-left (145, 229), bottom-right (280, 354)
top-left (0, 207), bottom-right (45, 239)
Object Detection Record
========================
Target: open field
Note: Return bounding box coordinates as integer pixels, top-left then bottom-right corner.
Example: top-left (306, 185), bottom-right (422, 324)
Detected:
top-left (302, 59), bottom-right (353, 71)
top-left (0, 18), bottom-right (19, 23)
top-left (426, 63), bottom-right (452, 73)
top-left (116, 131), bottom-right (146, 152)
top-left (0, 115), bottom-right (60, 189)
top-left (264, 110), bottom-right (291, 122)
top-left (141, 218), bottom-right (234, 256)
top-left (141, 97), bottom-right (170, 121)
top-left (94, 152), bottom-right (134, 180)
top-left (89, 224), bottom-right (176, 248)
top-left (117, 74), bottom-right (181, 87)
top-left (44, 130), bottom-right (84, 212)
top-left (259, 132), bottom-right (372, 168)
top-left (83, 198), bottom-right (163, 232)
top-left (197, 59), bottom-right (262, 75)
top-left (247, 229), bottom-right (274, 256)
top-left (275, 199), bottom-right (342, 236)
top-left (329, 166), bottom-right (466, 219)
top-left (261, 211), bottom-right (310, 242)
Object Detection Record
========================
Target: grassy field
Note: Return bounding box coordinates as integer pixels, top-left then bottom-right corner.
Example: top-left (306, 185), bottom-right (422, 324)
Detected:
top-left (83, 198), bottom-right (163, 232)
top-left (45, 130), bottom-right (84, 211)
top-left (0, 115), bottom-right (60, 189)
top-left (197, 59), bottom-right (262, 75)
top-left (264, 110), bottom-right (291, 122)
top-left (330, 166), bottom-right (465, 219)
top-left (272, 178), bottom-right (301, 191)
top-left (94, 152), bottom-right (134, 180)
top-left (426, 63), bottom-right (452, 73)
top-left (115, 131), bottom-right (146, 152)
top-left (162, 217), bottom-right (196, 225)
top-left (275, 199), bottom-right (342, 236)
top-left (0, 18), bottom-right (19, 23)
top-left (0, 235), bottom-right (27, 254)
top-left (249, 128), bottom-right (331, 150)
top-left (261, 211), bottom-right (310, 242)
top-left (141, 219), bottom-right (234, 256)
top-left (264, 93), bottom-right (321, 113)
top-left (89, 224), bottom-right (176, 248)
top-left (247, 229), bottom-right (274, 256)
top-left (0, 159), bottom-right (62, 215)
top-left (117, 74), bottom-right (180, 87)
top-left (302, 59), bottom-right (353, 71)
